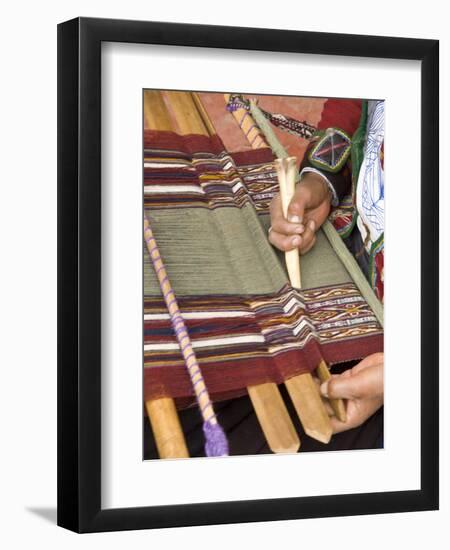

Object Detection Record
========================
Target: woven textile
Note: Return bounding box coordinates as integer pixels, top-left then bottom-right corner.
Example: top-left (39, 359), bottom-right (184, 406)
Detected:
top-left (144, 128), bottom-right (383, 408)
top-left (144, 130), bottom-right (278, 213)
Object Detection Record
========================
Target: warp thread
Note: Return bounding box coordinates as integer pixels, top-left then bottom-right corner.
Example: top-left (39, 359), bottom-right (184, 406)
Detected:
top-left (144, 212), bottom-right (229, 457)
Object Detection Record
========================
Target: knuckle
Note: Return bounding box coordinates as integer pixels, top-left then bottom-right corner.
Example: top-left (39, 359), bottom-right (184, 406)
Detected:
top-left (327, 379), bottom-right (337, 398)
top-left (280, 239), bottom-right (291, 251)
top-left (271, 219), bottom-right (285, 233)
top-left (269, 232), bottom-right (288, 252)
top-left (300, 234), bottom-right (316, 255)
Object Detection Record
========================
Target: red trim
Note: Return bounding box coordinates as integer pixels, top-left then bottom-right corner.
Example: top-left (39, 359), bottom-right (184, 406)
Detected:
top-left (230, 147), bottom-right (274, 166)
top-left (144, 129), bottom-right (225, 155)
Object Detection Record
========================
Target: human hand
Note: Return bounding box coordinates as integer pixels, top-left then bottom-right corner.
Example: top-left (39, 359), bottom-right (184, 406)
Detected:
top-left (320, 353), bottom-right (384, 434)
top-left (268, 172), bottom-right (331, 254)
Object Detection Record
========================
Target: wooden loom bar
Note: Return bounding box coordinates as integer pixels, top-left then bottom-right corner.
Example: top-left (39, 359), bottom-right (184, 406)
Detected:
top-left (146, 398), bottom-right (189, 458)
top-left (144, 90), bottom-right (173, 131)
top-left (165, 91), bottom-right (209, 135)
top-left (167, 91), bottom-right (300, 454)
top-left (144, 90), bottom-right (190, 459)
top-left (191, 92), bottom-right (217, 136)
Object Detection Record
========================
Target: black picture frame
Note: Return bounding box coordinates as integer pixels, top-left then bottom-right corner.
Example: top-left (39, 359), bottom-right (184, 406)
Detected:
top-left (57, 16), bottom-right (439, 533)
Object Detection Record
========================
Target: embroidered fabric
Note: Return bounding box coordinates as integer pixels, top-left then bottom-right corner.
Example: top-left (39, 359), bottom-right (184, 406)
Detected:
top-left (308, 128), bottom-right (352, 173)
top-left (356, 101), bottom-right (385, 250)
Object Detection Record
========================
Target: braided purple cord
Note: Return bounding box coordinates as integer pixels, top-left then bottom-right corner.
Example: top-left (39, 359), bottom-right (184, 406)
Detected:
top-left (144, 213), bottom-right (229, 457)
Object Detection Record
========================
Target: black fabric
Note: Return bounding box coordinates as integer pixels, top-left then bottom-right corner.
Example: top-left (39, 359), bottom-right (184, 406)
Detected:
top-left (343, 228), bottom-right (371, 282)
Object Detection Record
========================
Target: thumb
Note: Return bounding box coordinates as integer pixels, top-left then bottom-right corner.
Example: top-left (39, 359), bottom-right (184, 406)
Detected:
top-left (320, 367), bottom-right (380, 400)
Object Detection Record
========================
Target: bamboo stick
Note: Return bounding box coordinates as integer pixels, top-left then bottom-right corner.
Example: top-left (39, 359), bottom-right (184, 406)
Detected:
top-left (224, 93), bottom-right (267, 149)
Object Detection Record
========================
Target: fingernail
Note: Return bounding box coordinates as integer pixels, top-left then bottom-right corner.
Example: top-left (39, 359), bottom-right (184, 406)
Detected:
top-left (289, 215), bottom-right (302, 224)
top-left (320, 382), bottom-right (328, 397)
top-left (295, 224), bottom-right (305, 234)
top-left (309, 220), bottom-right (316, 231)
top-left (292, 236), bottom-right (301, 247)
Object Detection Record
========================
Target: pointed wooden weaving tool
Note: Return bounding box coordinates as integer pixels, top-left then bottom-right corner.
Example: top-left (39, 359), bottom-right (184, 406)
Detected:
top-left (316, 360), bottom-right (347, 422)
top-left (276, 157), bottom-right (333, 444)
top-left (247, 383), bottom-right (300, 453)
top-left (165, 91), bottom-right (300, 454)
top-left (144, 90), bottom-right (190, 459)
top-left (274, 158), bottom-right (302, 288)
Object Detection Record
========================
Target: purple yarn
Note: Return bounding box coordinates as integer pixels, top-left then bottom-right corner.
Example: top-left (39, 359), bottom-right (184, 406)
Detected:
top-left (226, 102), bottom-right (240, 113)
top-left (203, 420), bottom-right (229, 457)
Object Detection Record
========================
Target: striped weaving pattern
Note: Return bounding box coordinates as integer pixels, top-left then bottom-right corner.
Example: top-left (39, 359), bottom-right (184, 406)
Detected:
top-left (144, 131), bottom-right (278, 214)
top-left (303, 283), bottom-right (381, 341)
top-left (144, 283), bottom-right (383, 405)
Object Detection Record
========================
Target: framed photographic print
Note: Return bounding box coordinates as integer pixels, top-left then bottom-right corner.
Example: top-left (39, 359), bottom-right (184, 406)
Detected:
top-left (57, 17), bottom-right (439, 532)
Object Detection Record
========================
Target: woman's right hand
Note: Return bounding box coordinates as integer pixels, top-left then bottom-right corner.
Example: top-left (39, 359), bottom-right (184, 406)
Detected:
top-left (268, 172), bottom-right (332, 254)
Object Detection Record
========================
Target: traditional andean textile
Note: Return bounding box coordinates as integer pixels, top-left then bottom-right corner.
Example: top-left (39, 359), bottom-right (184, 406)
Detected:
top-left (143, 126), bottom-right (383, 409)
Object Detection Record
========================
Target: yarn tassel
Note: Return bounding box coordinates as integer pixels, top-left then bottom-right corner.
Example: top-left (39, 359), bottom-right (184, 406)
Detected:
top-left (203, 419), bottom-right (229, 457)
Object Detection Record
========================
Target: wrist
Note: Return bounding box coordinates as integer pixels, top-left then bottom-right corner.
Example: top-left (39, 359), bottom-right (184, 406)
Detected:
top-left (299, 168), bottom-right (338, 207)
top-left (297, 172), bottom-right (333, 206)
